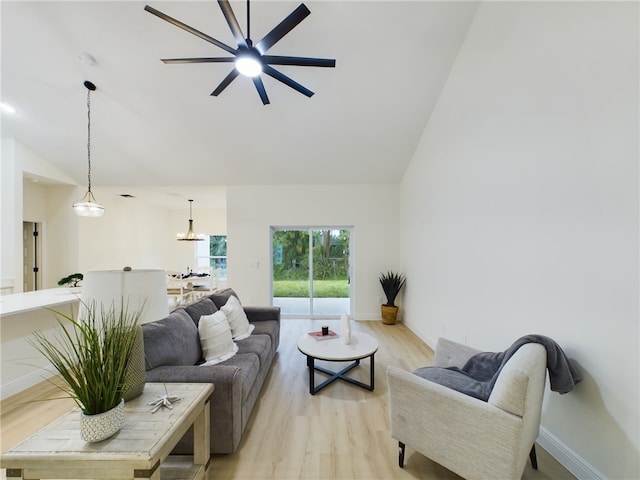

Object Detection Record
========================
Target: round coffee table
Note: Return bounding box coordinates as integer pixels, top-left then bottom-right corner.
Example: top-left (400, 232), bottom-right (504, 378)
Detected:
top-left (297, 331), bottom-right (378, 395)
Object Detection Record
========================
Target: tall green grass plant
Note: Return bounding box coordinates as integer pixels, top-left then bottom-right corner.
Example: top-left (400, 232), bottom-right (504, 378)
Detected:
top-left (30, 302), bottom-right (141, 415)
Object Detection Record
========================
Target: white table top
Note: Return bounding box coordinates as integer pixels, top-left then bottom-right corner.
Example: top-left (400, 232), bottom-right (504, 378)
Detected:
top-left (297, 331), bottom-right (378, 361)
top-left (0, 288), bottom-right (80, 317)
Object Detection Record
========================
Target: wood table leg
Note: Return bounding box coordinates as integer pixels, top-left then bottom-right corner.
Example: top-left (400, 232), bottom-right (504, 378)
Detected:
top-left (193, 400), bottom-right (211, 467)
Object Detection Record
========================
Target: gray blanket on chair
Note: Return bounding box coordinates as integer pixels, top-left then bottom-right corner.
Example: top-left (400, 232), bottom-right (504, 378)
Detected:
top-left (414, 334), bottom-right (582, 401)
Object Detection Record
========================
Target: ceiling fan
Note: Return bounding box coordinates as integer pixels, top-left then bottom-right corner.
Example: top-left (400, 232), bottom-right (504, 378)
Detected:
top-left (144, 0), bottom-right (336, 105)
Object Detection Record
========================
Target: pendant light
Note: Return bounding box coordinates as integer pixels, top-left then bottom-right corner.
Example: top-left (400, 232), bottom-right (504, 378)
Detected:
top-left (73, 81), bottom-right (104, 217)
top-left (177, 199), bottom-right (205, 241)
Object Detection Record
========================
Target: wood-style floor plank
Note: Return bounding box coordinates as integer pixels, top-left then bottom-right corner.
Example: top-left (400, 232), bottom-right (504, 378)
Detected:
top-left (1, 319), bottom-right (576, 480)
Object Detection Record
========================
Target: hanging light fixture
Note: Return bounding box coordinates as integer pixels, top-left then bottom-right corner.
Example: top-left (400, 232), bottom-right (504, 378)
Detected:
top-left (73, 81), bottom-right (104, 217)
top-left (177, 199), bottom-right (205, 241)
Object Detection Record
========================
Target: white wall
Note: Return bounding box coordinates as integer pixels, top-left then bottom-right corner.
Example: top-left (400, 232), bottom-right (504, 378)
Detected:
top-left (44, 186), bottom-right (81, 288)
top-left (1, 139), bottom-right (79, 292)
top-left (400, 2), bottom-right (638, 479)
top-left (1, 139), bottom-right (17, 293)
top-left (22, 179), bottom-right (47, 223)
top-left (75, 189), bottom-right (227, 274)
top-left (77, 189), bottom-right (172, 272)
top-left (226, 184), bottom-right (399, 318)
top-left (2, 138), bottom-right (228, 289)
top-left (22, 180), bottom-right (80, 289)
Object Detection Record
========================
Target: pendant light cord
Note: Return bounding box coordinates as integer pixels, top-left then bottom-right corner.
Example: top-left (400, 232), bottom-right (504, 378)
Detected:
top-left (73, 80), bottom-right (103, 217)
top-left (86, 86), bottom-right (92, 195)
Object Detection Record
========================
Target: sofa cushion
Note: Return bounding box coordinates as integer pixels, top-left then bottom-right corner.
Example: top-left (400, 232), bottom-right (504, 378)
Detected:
top-left (221, 295), bottom-right (255, 340)
top-left (142, 309), bottom-right (201, 369)
top-left (209, 288), bottom-right (241, 309)
top-left (183, 298), bottom-right (218, 327)
top-left (236, 334), bottom-right (272, 368)
top-left (199, 311), bottom-right (239, 366)
top-left (250, 319), bottom-right (280, 351)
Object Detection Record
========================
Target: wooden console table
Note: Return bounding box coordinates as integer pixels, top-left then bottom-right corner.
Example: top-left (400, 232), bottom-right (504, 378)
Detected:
top-left (1, 382), bottom-right (214, 480)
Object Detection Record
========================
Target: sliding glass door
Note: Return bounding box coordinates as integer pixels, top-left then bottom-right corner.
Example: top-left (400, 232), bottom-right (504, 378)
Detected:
top-left (271, 227), bottom-right (352, 318)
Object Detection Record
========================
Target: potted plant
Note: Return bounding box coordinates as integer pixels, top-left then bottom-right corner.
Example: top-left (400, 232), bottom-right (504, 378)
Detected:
top-left (379, 271), bottom-right (406, 325)
top-left (30, 302), bottom-right (141, 442)
top-left (58, 273), bottom-right (83, 288)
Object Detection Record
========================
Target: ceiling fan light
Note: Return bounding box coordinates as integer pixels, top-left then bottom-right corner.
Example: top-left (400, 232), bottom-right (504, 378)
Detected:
top-left (235, 56), bottom-right (262, 77)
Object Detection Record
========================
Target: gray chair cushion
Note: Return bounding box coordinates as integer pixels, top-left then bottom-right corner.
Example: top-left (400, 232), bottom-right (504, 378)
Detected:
top-left (142, 309), bottom-right (201, 369)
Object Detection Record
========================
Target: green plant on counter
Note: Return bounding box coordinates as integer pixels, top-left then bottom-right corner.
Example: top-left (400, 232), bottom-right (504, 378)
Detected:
top-left (57, 273), bottom-right (84, 287)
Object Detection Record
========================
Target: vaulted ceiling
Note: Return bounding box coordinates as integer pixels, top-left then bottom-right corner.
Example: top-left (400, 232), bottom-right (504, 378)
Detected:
top-left (2, 1), bottom-right (478, 206)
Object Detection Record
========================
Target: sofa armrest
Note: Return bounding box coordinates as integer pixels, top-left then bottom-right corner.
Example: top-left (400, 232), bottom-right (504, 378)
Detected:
top-left (145, 363), bottom-right (239, 382)
top-left (145, 364), bottom-right (244, 454)
top-left (244, 306), bottom-right (280, 323)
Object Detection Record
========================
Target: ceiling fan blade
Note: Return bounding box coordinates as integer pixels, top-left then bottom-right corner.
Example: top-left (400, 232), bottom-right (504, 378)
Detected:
top-left (211, 69), bottom-right (240, 96)
top-left (262, 55), bottom-right (335, 68)
top-left (145, 5), bottom-right (237, 55)
top-left (263, 65), bottom-right (313, 98)
top-left (217, 0), bottom-right (248, 48)
top-left (252, 77), bottom-right (270, 105)
top-left (162, 57), bottom-right (236, 64)
top-left (255, 4), bottom-right (310, 54)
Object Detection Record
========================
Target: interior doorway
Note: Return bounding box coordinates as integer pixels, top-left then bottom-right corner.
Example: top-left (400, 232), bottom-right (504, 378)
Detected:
top-left (271, 227), bottom-right (352, 319)
top-left (23, 222), bottom-right (42, 291)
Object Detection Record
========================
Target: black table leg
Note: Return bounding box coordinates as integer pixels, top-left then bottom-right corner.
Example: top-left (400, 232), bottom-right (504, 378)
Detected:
top-left (370, 352), bottom-right (375, 390)
top-left (306, 354), bottom-right (375, 394)
top-left (307, 355), bottom-right (315, 395)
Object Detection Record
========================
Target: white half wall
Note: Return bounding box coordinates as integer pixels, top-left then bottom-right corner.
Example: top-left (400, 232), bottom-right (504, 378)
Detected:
top-left (400, 2), bottom-right (638, 479)
top-left (226, 184), bottom-right (400, 319)
top-left (1, 301), bottom-right (78, 399)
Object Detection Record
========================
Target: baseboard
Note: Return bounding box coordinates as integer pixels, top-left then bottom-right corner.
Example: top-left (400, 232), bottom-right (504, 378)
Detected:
top-left (402, 319), bottom-right (437, 350)
top-left (1, 367), bottom-right (55, 401)
top-left (538, 426), bottom-right (605, 479)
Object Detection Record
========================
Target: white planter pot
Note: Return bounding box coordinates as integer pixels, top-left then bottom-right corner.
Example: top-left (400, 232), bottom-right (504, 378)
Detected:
top-left (80, 399), bottom-right (125, 442)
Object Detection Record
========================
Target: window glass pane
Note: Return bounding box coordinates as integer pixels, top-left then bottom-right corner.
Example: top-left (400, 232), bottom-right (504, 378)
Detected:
top-left (271, 227), bottom-right (351, 318)
top-left (196, 235), bottom-right (227, 280)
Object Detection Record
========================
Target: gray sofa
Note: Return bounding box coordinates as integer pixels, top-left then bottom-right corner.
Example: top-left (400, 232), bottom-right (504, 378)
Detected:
top-left (141, 288), bottom-right (280, 454)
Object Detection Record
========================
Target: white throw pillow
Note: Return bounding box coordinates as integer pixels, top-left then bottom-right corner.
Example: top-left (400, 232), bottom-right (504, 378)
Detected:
top-left (220, 295), bottom-right (255, 340)
top-left (198, 311), bottom-right (238, 366)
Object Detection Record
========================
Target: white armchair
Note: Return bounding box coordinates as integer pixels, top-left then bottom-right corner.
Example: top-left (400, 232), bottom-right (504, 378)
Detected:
top-left (387, 337), bottom-right (547, 479)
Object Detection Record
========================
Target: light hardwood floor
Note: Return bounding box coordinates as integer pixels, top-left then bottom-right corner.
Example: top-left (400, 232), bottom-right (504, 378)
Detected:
top-left (1, 319), bottom-right (576, 480)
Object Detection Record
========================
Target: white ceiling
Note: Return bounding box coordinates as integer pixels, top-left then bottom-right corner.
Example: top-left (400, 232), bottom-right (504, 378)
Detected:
top-left (1, 1), bottom-right (478, 207)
